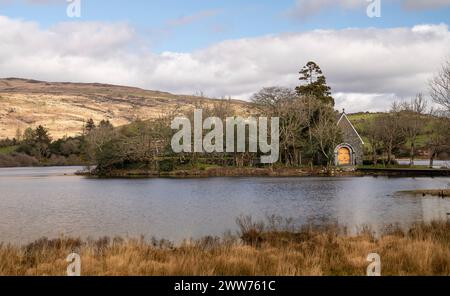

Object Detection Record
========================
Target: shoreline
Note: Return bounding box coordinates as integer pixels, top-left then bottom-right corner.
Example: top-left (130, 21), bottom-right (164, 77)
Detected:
top-left (76, 167), bottom-right (365, 178)
top-left (397, 189), bottom-right (450, 198)
top-left (76, 166), bottom-right (450, 178)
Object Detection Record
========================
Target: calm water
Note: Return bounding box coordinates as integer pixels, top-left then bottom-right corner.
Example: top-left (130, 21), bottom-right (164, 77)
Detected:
top-left (1, 167), bottom-right (450, 244)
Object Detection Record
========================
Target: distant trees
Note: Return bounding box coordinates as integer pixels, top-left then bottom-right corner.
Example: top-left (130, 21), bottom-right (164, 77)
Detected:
top-left (17, 125), bottom-right (52, 160)
top-left (0, 120), bottom-right (118, 168)
top-left (84, 119), bottom-right (119, 170)
top-left (360, 94), bottom-right (450, 167)
top-left (15, 128), bottom-right (22, 142)
top-left (398, 94), bottom-right (428, 166)
top-left (377, 109), bottom-right (406, 165)
top-left (99, 119), bottom-right (114, 130)
top-left (362, 118), bottom-right (383, 165)
top-left (84, 118), bottom-right (96, 134)
top-left (84, 115), bottom-right (175, 172)
top-left (427, 119), bottom-right (450, 167)
top-left (361, 106), bottom-right (407, 165)
top-left (50, 137), bottom-right (82, 157)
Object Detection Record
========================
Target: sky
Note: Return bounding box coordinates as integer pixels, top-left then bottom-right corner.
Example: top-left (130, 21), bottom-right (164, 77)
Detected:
top-left (0, 0), bottom-right (450, 112)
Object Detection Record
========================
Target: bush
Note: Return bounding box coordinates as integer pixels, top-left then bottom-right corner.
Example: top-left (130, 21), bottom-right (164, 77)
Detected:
top-left (159, 159), bottom-right (175, 172)
top-left (0, 153), bottom-right (39, 167)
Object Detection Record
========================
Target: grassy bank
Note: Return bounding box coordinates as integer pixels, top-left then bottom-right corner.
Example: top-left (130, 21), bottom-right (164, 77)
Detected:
top-left (80, 166), bottom-right (365, 178)
top-left (2, 220), bottom-right (450, 276)
top-left (80, 164), bottom-right (450, 178)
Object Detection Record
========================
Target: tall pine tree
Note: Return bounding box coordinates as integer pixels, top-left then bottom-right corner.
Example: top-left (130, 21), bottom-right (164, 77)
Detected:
top-left (296, 61), bottom-right (335, 106)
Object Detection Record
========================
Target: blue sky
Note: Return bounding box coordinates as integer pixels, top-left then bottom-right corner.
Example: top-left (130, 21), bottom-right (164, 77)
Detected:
top-left (1, 0), bottom-right (450, 52)
top-left (0, 0), bottom-right (450, 111)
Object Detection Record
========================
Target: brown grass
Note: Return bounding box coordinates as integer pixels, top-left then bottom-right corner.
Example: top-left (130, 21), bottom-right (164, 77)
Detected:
top-left (1, 218), bottom-right (450, 276)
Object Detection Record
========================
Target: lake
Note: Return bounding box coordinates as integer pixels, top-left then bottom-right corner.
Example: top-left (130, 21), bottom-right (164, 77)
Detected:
top-left (1, 166), bottom-right (450, 244)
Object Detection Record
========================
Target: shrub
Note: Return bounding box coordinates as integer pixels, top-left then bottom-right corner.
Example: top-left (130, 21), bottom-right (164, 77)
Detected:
top-left (159, 159), bottom-right (175, 172)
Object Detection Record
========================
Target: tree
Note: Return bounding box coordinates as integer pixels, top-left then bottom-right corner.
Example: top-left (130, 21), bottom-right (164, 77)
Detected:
top-left (23, 127), bottom-right (35, 144)
top-left (361, 119), bottom-right (383, 165)
top-left (296, 61), bottom-right (334, 106)
top-left (17, 125), bottom-right (52, 159)
top-left (252, 86), bottom-right (339, 168)
top-left (84, 118), bottom-right (96, 134)
top-left (252, 87), bottom-right (294, 113)
top-left (33, 125), bottom-right (52, 159)
top-left (427, 113), bottom-right (450, 168)
top-left (15, 127), bottom-right (22, 142)
top-left (99, 120), bottom-right (114, 130)
top-left (310, 104), bottom-right (342, 168)
top-left (85, 122), bottom-right (117, 169)
top-left (252, 88), bottom-right (311, 166)
top-left (398, 94), bottom-right (428, 166)
top-left (34, 125), bottom-right (52, 145)
top-left (429, 59), bottom-right (450, 114)
top-left (376, 109), bottom-right (406, 165)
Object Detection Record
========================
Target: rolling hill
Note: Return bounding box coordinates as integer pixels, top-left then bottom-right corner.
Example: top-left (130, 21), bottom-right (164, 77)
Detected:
top-left (0, 78), bottom-right (251, 139)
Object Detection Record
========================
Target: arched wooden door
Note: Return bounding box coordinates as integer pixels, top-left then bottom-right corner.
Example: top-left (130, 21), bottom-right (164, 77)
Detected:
top-left (338, 147), bottom-right (351, 165)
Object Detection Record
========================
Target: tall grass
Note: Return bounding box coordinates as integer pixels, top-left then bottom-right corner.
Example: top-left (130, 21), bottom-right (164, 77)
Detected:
top-left (1, 218), bottom-right (450, 276)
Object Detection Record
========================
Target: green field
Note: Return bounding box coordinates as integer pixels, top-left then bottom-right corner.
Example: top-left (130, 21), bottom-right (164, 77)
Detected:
top-left (347, 112), bottom-right (436, 152)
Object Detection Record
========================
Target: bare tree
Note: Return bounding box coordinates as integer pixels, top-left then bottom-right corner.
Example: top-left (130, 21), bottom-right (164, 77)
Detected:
top-left (361, 119), bottom-right (383, 165)
top-left (427, 111), bottom-right (450, 168)
top-left (252, 88), bottom-right (310, 166)
top-left (252, 87), bottom-right (295, 114)
top-left (277, 97), bottom-right (311, 166)
top-left (399, 94), bottom-right (428, 166)
top-left (429, 59), bottom-right (450, 113)
top-left (311, 104), bottom-right (342, 168)
top-left (376, 110), bottom-right (406, 165)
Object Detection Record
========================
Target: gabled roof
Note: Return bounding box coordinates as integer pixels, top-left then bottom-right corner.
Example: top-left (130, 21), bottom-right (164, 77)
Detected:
top-left (337, 112), bottom-right (365, 145)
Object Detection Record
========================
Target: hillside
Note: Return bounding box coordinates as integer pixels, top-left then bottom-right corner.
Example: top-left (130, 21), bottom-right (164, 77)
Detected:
top-left (347, 112), bottom-right (438, 155)
top-left (0, 78), bottom-right (251, 139)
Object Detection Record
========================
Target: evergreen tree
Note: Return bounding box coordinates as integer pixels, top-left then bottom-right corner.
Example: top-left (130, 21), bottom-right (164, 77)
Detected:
top-left (35, 125), bottom-right (52, 145)
top-left (296, 61), bottom-right (335, 106)
top-left (85, 118), bottom-right (96, 134)
top-left (99, 119), bottom-right (114, 130)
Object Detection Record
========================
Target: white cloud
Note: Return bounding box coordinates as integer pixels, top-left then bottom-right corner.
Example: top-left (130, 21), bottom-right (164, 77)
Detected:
top-left (165, 9), bottom-right (221, 28)
top-left (0, 15), bottom-right (449, 112)
top-left (334, 92), bottom-right (398, 113)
